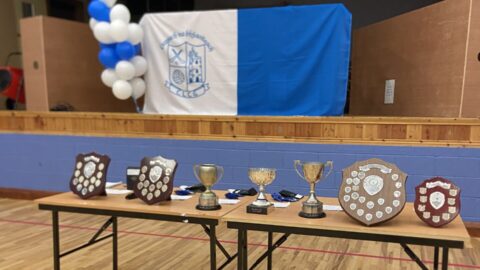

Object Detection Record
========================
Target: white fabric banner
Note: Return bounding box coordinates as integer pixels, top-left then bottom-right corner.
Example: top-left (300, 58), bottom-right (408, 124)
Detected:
top-left (140, 10), bottom-right (238, 115)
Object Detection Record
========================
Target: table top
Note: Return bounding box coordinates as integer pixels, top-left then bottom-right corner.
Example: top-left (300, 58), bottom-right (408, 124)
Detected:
top-left (36, 190), bottom-right (250, 220)
top-left (224, 197), bottom-right (471, 246)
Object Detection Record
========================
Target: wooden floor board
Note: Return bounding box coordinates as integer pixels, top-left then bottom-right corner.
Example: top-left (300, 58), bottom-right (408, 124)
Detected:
top-left (0, 198), bottom-right (478, 270)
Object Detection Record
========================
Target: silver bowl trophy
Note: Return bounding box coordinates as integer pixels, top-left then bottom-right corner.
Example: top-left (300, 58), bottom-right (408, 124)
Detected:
top-left (294, 160), bottom-right (333, 218)
top-left (247, 168), bottom-right (276, 215)
top-left (194, 164), bottom-right (223, 211)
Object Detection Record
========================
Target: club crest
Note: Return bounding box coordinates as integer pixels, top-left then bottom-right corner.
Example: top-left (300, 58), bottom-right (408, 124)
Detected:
top-left (161, 31), bottom-right (214, 98)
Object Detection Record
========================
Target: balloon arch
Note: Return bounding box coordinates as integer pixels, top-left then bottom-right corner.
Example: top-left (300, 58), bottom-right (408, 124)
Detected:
top-left (88, 0), bottom-right (147, 103)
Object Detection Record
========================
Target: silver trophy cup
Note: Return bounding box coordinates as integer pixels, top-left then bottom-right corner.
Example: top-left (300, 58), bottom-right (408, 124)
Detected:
top-left (193, 164), bottom-right (223, 211)
top-left (247, 168), bottom-right (276, 215)
top-left (294, 160), bottom-right (333, 218)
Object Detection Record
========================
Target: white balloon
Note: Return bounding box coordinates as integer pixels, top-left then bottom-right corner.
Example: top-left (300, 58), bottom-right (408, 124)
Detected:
top-left (131, 56), bottom-right (148, 77)
top-left (112, 80), bottom-right (133, 100)
top-left (101, 69), bottom-right (118, 87)
top-left (127, 23), bottom-right (144, 45)
top-left (130, 78), bottom-right (146, 99)
top-left (109, 20), bottom-right (129, 42)
top-left (100, 0), bottom-right (116, 8)
top-left (110, 4), bottom-right (130, 23)
top-left (93, 22), bottom-right (113, 44)
top-left (115, 61), bottom-right (136, 80)
top-left (89, 18), bottom-right (98, 31)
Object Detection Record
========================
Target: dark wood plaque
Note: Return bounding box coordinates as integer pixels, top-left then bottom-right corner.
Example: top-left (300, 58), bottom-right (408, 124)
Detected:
top-left (339, 158), bottom-right (408, 226)
top-left (133, 156), bottom-right (178, 205)
top-left (414, 177), bottom-right (461, 227)
top-left (69, 152), bottom-right (110, 200)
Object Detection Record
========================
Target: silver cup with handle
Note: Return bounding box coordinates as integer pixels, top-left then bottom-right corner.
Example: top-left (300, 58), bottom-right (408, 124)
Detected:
top-left (294, 160), bottom-right (333, 218)
top-left (193, 164), bottom-right (223, 210)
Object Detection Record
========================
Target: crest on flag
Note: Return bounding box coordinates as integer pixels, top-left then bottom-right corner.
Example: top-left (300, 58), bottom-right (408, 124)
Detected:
top-left (165, 40), bottom-right (210, 98)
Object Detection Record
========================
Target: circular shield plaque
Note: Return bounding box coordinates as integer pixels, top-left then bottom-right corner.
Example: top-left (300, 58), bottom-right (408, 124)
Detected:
top-left (69, 152), bottom-right (110, 200)
top-left (339, 158), bottom-right (408, 226)
top-left (133, 156), bottom-right (177, 205)
top-left (414, 177), bottom-right (461, 227)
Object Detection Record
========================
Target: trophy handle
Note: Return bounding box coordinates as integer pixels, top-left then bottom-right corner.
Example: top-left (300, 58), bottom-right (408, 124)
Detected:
top-left (324, 161), bottom-right (334, 179)
top-left (193, 165), bottom-right (200, 180)
top-left (294, 160), bottom-right (305, 180)
top-left (216, 165), bottom-right (224, 181)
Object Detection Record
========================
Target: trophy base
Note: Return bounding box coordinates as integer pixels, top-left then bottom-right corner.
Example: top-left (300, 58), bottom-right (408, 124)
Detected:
top-left (299, 201), bottom-right (326, 219)
top-left (299, 211), bottom-right (326, 219)
top-left (247, 204), bottom-right (274, 215)
top-left (196, 204), bottom-right (222, 211)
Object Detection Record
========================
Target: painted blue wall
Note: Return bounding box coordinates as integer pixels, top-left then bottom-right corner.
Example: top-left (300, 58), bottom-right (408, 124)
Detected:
top-left (1, 133), bottom-right (479, 221)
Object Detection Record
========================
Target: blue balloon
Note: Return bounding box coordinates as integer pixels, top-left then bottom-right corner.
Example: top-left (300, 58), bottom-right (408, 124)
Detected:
top-left (98, 47), bottom-right (119, 69)
top-left (88, 1), bottom-right (110, 22)
top-left (115, 42), bottom-right (136, 60)
top-left (135, 44), bottom-right (142, 54)
top-left (100, 43), bottom-right (116, 50)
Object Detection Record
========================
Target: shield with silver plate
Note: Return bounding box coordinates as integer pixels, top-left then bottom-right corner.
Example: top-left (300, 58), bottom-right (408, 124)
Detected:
top-left (414, 177), bottom-right (461, 227)
top-left (339, 158), bottom-right (408, 226)
top-left (133, 155), bottom-right (178, 205)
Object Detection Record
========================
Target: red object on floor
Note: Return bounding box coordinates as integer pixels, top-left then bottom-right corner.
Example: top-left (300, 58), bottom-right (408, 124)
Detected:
top-left (0, 66), bottom-right (25, 103)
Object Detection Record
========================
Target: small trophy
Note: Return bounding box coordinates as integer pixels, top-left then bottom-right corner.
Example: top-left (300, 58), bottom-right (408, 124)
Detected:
top-left (194, 164), bottom-right (223, 211)
top-left (247, 168), bottom-right (276, 215)
top-left (295, 160), bottom-right (333, 218)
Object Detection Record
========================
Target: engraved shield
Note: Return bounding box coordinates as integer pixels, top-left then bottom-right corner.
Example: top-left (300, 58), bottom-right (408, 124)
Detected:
top-left (69, 152), bottom-right (110, 200)
top-left (339, 158), bottom-right (408, 226)
top-left (133, 156), bottom-right (178, 205)
top-left (414, 177), bottom-right (461, 227)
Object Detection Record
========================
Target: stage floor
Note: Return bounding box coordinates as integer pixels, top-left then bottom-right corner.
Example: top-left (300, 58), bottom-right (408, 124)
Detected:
top-left (0, 199), bottom-right (478, 269)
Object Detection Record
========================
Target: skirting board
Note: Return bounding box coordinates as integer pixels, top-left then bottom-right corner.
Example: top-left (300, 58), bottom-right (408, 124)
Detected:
top-left (0, 188), bottom-right (59, 200)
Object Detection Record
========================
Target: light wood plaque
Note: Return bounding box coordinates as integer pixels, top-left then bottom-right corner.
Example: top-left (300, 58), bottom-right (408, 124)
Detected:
top-left (339, 158), bottom-right (408, 226)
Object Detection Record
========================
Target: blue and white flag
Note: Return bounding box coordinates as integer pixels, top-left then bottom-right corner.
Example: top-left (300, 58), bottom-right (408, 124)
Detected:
top-left (140, 4), bottom-right (351, 116)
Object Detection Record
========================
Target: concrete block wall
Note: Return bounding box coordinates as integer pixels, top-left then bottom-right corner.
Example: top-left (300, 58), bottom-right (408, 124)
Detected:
top-left (0, 133), bottom-right (479, 221)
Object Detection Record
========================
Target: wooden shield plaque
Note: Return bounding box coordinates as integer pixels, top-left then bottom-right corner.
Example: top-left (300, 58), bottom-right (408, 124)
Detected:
top-left (70, 152), bottom-right (110, 199)
top-left (133, 156), bottom-right (178, 205)
top-left (414, 177), bottom-right (461, 227)
top-left (339, 158), bottom-right (408, 226)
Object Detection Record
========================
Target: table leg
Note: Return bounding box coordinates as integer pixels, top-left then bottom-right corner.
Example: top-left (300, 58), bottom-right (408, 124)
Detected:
top-left (267, 232), bottom-right (273, 270)
top-left (237, 229), bottom-right (248, 270)
top-left (112, 217), bottom-right (118, 270)
top-left (209, 225), bottom-right (217, 270)
top-left (434, 246), bottom-right (439, 270)
top-left (52, 211), bottom-right (60, 270)
top-left (442, 247), bottom-right (449, 270)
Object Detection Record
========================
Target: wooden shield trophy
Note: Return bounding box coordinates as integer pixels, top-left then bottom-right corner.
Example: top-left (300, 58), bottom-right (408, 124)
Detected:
top-left (414, 177), bottom-right (461, 227)
top-left (339, 158), bottom-right (408, 226)
top-left (70, 152), bottom-right (110, 199)
top-left (133, 156), bottom-right (178, 205)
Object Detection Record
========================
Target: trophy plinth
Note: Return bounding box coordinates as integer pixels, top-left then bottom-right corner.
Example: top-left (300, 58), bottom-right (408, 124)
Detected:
top-left (295, 160), bottom-right (333, 219)
top-left (299, 198), bottom-right (326, 218)
top-left (247, 168), bottom-right (276, 215)
top-left (196, 190), bottom-right (221, 211)
top-left (194, 164), bottom-right (223, 211)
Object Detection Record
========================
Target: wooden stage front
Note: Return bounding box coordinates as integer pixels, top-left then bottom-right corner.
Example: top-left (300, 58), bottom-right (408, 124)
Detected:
top-left (0, 111), bottom-right (479, 147)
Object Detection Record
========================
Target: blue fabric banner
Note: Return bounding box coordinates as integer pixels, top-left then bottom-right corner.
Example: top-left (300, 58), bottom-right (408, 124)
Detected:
top-left (237, 4), bottom-right (352, 116)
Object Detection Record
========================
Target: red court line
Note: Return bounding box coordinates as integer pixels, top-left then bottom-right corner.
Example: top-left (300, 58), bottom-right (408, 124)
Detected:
top-left (0, 218), bottom-right (478, 269)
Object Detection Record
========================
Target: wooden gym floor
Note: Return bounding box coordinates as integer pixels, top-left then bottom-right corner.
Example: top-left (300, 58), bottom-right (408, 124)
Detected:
top-left (0, 198), bottom-right (478, 270)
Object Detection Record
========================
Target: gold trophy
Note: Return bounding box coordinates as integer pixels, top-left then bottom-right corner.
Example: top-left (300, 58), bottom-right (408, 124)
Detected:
top-left (193, 164), bottom-right (223, 211)
top-left (294, 160), bottom-right (333, 218)
top-left (247, 168), bottom-right (276, 215)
